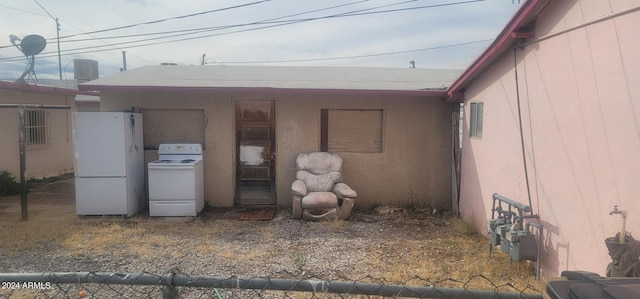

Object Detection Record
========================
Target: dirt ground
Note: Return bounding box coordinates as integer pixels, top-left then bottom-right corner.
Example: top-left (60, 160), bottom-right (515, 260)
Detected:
top-left (0, 179), bottom-right (543, 295)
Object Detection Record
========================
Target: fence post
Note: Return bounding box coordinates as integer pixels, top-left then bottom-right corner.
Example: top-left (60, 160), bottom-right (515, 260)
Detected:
top-left (17, 105), bottom-right (28, 221)
top-left (162, 269), bottom-right (178, 299)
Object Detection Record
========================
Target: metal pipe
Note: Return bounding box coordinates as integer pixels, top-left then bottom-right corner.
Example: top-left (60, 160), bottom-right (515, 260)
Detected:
top-left (609, 206), bottom-right (628, 244)
top-left (0, 104), bottom-right (71, 109)
top-left (18, 106), bottom-right (27, 221)
top-left (512, 48), bottom-right (535, 214)
top-left (56, 18), bottom-right (62, 80)
top-left (0, 272), bottom-right (543, 299)
top-left (0, 104), bottom-right (70, 221)
top-left (526, 222), bottom-right (544, 280)
top-left (520, 4), bottom-right (640, 49)
top-left (122, 51), bottom-right (127, 71)
top-left (493, 193), bottom-right (531, 213)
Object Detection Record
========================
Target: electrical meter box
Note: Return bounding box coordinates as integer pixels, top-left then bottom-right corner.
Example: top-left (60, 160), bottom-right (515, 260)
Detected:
top-left (508, 230), bottom-right (537, 261)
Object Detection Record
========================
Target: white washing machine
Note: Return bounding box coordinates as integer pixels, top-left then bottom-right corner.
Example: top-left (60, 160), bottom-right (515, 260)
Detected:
top-left (148, 144), bottom-right (204, 217)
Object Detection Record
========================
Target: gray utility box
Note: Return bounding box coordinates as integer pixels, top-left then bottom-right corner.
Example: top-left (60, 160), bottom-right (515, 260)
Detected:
top-left (506, 230), bottom-right (538, 261)
top-left (488, 219), bottom-right (505, 246)
top-left (499, 225), bottom-right (512, 254)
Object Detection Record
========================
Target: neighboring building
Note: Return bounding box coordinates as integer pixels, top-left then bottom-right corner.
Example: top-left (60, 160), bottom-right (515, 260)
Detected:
top-left (80, 65), bottom-right (461, 209)
top-left (448, 0), bottom-right (640, 276)
top-left (0, 81), bottom-right (98, 179)
top-left (37, 79), bottom-right (100, 112)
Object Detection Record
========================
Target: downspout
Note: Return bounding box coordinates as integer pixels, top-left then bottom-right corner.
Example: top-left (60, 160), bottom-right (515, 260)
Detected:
top-left (513, 47), bottom-right (535, 214)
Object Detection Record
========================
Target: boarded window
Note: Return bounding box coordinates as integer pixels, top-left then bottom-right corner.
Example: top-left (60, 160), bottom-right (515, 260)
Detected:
top-left (141, 109), bottom-right (205, 149)
top-left (25, 109), bottom-right (49, 148)
top-left (321, 109), bottom-right (383, 153)
top-left (470, 102), bottom-right (483, 138)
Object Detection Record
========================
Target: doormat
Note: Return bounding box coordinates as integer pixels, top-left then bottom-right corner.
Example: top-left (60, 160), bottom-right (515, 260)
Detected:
top-left (239, 208), bottom-right (276, 221)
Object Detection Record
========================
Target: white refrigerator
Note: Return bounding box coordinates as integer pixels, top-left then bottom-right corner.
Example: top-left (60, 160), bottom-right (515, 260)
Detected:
top-left (73, 112), bottom-right (145, 216)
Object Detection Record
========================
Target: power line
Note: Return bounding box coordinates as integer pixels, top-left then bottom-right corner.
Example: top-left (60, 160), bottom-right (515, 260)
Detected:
top-left (0, 0), bottom-right (488, 65)
top-left (0, 0), bottom-right (408, 57)
top-left (33, 0), bottom-right (56, 20)
top-left (0, 0), bottom-right (485, 61)
top-left (0, 0), bottom-right (272, 50)
top-left (56, 0), bottom-right (373, 43)
top-left (57, 19), bottom-right (156, 66)
top-left (56, 0), bottom-right (405, 45)
top-left (3, 38), bottom-right (494, 67)
top-left (56, 0), bottom-right (272, 40)
top-left (217, 39), bottom-right (493, 64)
top-left (0, 4), bottom-right (46, 17)
top-left (34, 0), bottom-right (63, 80)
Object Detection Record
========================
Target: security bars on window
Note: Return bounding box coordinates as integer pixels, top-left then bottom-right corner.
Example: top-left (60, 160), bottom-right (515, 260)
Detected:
top-left (25, 109), bottom-right (49, 148)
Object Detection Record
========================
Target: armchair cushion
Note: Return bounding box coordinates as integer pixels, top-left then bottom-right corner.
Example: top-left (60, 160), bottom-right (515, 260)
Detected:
top-left (301, 192), bottom-right (338, 209)
top-left (296, 171), bottom-right (342, 192)
top-left (333, 183), bottom-right (357, 198)
top-left (292, 152), bottom-right (356, 220)
top-left (291, 180), bottom-right (307, 197)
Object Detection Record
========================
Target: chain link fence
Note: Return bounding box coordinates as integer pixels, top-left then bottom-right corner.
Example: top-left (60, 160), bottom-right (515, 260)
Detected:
top-left (0, 270), bottom-right (542, 298)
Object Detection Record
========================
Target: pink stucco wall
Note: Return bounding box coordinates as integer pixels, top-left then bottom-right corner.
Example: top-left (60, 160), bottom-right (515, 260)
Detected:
top-left (459, 0), bottom-right (640, 276)
top-left (0, 89), bottom-right (76, 179)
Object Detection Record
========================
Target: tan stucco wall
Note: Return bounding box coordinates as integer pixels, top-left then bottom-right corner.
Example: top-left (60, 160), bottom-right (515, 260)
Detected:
top-left (100, 90), bottom-right (454, 210)
top-left (459, 0), bottom-right (640, 276)
top-left (0, 89), bottom-right (75, 179)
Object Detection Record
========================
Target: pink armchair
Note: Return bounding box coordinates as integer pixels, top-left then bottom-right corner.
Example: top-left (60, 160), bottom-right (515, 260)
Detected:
top-left (292, 152), bottom-right (357, 221)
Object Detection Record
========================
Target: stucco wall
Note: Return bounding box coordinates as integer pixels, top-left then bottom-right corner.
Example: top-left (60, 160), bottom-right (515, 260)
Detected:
top-left (100, 90), bottom-right (454, 210)
top-left (276, 93), bottom-right (454, 209)
top-left (0, 89), bottom-right (75, 179)
top-left (459, 0), bottom-right (640, 276)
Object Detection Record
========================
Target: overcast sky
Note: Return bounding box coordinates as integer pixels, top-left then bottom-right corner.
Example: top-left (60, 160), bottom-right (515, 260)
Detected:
top-left (0, 0), bottom-right (520, 81)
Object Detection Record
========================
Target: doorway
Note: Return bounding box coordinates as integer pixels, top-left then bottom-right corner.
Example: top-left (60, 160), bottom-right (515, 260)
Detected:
top-left (235, 100), bottom-right (276, 205)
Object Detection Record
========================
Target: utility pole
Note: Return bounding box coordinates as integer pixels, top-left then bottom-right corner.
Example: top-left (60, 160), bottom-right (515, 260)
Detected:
top-left (122, 51), bottom-right (127, 71)
top-left (34, 0), bottom-right (62, 80)
top-left (201, 54), bottom-right (206, 65)
top-left (55, 18), bottom-right (61, 79)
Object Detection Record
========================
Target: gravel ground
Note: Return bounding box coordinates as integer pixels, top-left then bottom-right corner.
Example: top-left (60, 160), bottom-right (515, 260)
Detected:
top-left (0, 179), bottom-right (541, 298)
top-left (0, 205), bottom-right (455, 278)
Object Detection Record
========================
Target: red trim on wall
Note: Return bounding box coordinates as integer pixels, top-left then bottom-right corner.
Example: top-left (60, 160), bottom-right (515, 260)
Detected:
top-left (0, 80), bottom-right (99, 96)
top-left (79, 84), bottom-right (448, 98)
top-left (446, 0), bottom-right (549, 101)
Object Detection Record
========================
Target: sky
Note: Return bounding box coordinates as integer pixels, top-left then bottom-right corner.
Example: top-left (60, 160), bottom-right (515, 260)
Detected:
top-left (0, 0), bottom-right (521, 81)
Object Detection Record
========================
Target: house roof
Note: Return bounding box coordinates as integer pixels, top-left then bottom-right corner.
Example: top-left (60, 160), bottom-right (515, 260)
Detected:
top-left (0, 80), bottom-right (99, 97)
top-left (79, 65), bottom-right (461, 97)
top-left (446, 0), bottom-right (549, 102)
top-left (35, 79), bottom-right (100, 103)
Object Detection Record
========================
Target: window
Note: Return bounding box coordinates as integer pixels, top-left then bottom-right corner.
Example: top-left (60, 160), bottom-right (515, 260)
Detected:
top-left (25, 109), bottom-right (49, 148)
top-left (470, 102), bottom-right (483, 138)
top-left (321, 109), bottom-right (383, 153)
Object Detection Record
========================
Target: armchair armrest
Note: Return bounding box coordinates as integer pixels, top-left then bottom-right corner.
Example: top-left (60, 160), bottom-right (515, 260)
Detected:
top-left (333, 183), bottom-right (357, 198)
top-left (292, 180), bottom-right (307, 197)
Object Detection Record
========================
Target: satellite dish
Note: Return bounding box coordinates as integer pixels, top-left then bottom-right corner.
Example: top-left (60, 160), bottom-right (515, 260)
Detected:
top-left (9, 34), bottom-right (47, 84)
top-left (20, 35), bottom-right (46, 56)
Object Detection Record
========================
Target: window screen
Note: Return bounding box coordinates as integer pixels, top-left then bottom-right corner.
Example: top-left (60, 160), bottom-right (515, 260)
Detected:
top-left (321, 109), bottom-right (383, 153)
top-left (470, 102), bottom-right (483, 138)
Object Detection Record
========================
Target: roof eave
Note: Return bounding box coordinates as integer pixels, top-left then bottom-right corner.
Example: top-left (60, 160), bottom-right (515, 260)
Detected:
top-left (79, 85), bottom-right (448, 98)
top-left (0, 80), bottom-right (99, 97)
top-left (445, 0), bottom-right (549, 102)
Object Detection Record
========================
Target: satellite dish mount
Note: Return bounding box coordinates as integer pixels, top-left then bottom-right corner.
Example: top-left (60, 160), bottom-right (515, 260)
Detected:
top-left (10, 34), bottom-right (47, 84)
